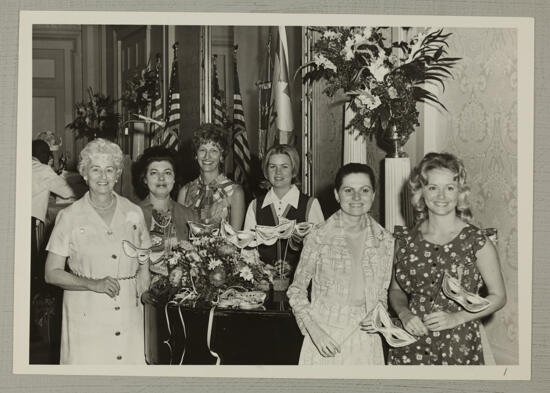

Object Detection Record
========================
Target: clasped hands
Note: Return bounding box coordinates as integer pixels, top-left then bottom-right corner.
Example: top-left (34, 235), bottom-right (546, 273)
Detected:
top-left (306, 311), bottom-right (377, 358)
top-left (398, 309), bottom-right (464, 336)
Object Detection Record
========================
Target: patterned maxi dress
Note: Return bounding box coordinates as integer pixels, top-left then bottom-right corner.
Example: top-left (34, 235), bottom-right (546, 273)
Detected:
top-left (287, 211), bottom-right (395, 365)
top-left (181, 174), bottom-right (235, 227)
top-left (388, 224), bottom-right (495, 365)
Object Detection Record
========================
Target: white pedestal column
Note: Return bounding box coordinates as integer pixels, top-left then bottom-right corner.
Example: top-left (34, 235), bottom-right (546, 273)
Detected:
top-left (384, 157), bottom-right (412, 231)
top-left (343, 101), bottom-right (367, 165)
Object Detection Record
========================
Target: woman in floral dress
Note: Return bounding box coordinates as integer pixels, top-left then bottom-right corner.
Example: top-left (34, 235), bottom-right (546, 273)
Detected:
top-left (388, 152), bottom-right (506, 365)
top-left (287, 163), bottom-right (395, 365)
top-left (177, 124), bottom-right (245, 230)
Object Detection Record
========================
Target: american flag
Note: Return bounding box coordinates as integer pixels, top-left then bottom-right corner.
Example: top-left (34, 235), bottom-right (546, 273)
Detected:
top-left (232, 50), bottom-right (251, 184)
top-left (212, 58), bottom-right (226, 127)
top-left (150, 55), bottom-right (164, 146)
top-left (162, 51), bottom-right (180, 151)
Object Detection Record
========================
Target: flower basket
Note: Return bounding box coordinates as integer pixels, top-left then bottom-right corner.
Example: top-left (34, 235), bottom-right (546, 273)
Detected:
top-left (149, 235), bottom-right (274, 309)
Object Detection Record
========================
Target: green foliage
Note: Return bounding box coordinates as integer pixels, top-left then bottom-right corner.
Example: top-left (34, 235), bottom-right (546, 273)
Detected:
top-left (301, 27), bottom-right (460, 145)
top-left (65, 87), bottom-right (120, 140)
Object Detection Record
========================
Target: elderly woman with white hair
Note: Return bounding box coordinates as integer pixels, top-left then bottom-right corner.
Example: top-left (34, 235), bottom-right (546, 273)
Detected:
top-left (45, 138), bottom-right (151, 364)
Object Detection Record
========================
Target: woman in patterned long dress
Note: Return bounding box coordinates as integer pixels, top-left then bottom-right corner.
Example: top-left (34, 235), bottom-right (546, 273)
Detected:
top-left (45, 139), bottom-right (151, 364)
top-left (388, 152), bottom-right (506, 365)
top-left (177, 124), bottom-right (245, 230)
top-left (287, 163), bottom-right (395, 365)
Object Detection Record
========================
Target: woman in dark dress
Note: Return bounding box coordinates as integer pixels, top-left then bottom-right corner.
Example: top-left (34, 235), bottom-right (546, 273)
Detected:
top-left (388, 152), bottom-right (506, 365)
top-left (133, 146), bottom-right (196, 244)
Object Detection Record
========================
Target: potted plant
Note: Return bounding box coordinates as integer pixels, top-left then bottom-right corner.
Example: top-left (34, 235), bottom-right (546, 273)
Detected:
top-left (65, 87), bottom-right (120, 140)
top-left (300, 26), bottom-right (460, 156)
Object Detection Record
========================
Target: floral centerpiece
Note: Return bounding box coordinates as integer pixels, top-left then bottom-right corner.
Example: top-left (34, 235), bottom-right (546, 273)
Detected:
top-left (120, 66), bottom-right (159, 115)
top-left (301, 26), bottom-right (460, 148)
top-left (66, 87), bottom-right (120, 140)
top-left (148, 234), bottom-right (274, 308)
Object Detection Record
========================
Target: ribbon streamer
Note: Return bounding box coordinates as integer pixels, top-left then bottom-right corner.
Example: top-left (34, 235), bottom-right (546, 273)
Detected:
top-left (207, 306), bottom-right (221, 365)
top-left (163, 302), bottom-right (174, 365)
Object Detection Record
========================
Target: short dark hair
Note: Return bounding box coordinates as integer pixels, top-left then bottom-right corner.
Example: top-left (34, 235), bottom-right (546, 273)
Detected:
top-left (192, 123), bottom-right (229, 156)
top-left (334, 162), bottom-right (376, 191)
top-left (32, 139), bottom-right (51, 164)
top-left (132, 146), bottom-right (178, 200)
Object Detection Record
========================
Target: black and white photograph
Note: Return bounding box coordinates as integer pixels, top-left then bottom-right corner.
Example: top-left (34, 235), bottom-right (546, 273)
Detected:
top-left (14, 11), bottom-right (533, 379)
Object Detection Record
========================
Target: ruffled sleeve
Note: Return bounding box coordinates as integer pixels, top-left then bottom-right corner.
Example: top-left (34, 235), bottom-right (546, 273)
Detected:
top-left (393, 225), bottom-right (408, 241)
top-left (392, 225), bottom-right (410, 262)
top-left (472, 227), bottom-right (498, 254)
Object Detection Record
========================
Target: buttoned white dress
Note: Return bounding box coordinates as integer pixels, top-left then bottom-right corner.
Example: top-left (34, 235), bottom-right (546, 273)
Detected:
top-left (46, 192), bottom-right (151, 364)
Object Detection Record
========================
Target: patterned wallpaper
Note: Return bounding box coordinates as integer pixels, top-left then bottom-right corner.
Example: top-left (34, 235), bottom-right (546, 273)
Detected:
top-left (432, 28), bottom-right (518, 364)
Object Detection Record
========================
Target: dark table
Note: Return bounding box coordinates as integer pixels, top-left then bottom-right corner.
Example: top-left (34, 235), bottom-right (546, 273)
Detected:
top-left (144, 292), bottom-right (304, 365)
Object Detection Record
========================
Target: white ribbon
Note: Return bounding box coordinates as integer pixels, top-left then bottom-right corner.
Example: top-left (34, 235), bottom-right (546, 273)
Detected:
top-left (207, 306), bottom-right (221, 365)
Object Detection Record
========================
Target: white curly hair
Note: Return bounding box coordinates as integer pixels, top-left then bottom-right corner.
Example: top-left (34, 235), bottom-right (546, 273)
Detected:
top-left (78, 138), bottom-right (124, 179)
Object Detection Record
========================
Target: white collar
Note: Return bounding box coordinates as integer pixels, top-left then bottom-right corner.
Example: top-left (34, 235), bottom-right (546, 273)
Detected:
top-left (262, 185), bottom-right (300, 210)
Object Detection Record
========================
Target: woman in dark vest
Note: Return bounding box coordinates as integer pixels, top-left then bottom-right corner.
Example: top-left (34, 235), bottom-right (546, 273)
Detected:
top-left (243, 144), bottom-right (324, 273)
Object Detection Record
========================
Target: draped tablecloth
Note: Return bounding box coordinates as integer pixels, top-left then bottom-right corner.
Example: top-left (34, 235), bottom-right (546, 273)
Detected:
top-left (143, 292), bottom-right (303, 365)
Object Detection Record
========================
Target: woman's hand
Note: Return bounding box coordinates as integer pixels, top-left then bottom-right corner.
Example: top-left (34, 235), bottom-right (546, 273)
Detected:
top-left (90, 276), bottom-right (120, 298)
top-left (306, 321), bottom-right (341, 358)
top-left (359, 309), bottom-right (377, 333)
top-left (399, 309), bottom-right (429, 336)
top-left (423, 311), bottom-right (464, 331)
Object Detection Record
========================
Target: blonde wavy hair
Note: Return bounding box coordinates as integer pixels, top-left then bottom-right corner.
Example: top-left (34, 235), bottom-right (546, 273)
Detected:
top-left (409, 152), bottom-right (472, 223)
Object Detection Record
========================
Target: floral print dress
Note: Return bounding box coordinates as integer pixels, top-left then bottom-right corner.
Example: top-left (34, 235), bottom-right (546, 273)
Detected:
top-left (388, 224), bottom-right (495, 365)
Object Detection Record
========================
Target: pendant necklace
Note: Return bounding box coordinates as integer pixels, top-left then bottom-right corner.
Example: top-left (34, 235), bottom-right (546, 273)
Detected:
top-left (152, 210), bottom-right (172, 229)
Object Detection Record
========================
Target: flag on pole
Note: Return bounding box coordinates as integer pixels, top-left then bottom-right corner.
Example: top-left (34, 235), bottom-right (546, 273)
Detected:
top-left (232, 47), bottom-right (251, 184)
top-left (269, 26), bottom-right (294, 145)
top-left (257, 33), bottom-right (272, 160)
top-left (150, 54), bottom-right (164, 146)
top-left (212, 57), bottom-right (226, 127)
top-left (162, 44), bottom-right (180, 151)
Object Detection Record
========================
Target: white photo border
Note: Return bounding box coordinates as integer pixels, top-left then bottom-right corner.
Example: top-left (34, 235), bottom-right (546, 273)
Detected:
top-left (14, 10), bottom-right (534, 380)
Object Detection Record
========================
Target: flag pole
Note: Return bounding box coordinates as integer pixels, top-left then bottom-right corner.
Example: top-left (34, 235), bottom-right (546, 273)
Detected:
top-left (255, 32), bottom-right (272, 160)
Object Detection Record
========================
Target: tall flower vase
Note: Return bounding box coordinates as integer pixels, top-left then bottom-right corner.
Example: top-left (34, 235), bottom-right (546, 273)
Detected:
top-left (383, 123), bottom-right (413, 231)
top-left (343, 100), bottom-right (367, 165)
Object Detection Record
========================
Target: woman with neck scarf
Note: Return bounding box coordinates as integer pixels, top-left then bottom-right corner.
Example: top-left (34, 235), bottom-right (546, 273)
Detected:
top-left (177, 124), bottom-right (245, 230)
top-left (287, 163), bottom-right (394, 365)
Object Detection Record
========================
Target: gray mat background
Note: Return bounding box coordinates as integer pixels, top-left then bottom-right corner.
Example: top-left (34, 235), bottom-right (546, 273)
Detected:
top-left (1, 0), bottom-right (547, 392)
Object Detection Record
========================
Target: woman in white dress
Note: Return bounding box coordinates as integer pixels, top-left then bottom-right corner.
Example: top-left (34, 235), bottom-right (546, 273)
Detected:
top-left (287, 163), bottom-right (394, 365)
top-left (45, 138), bottom-right (151, 364)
